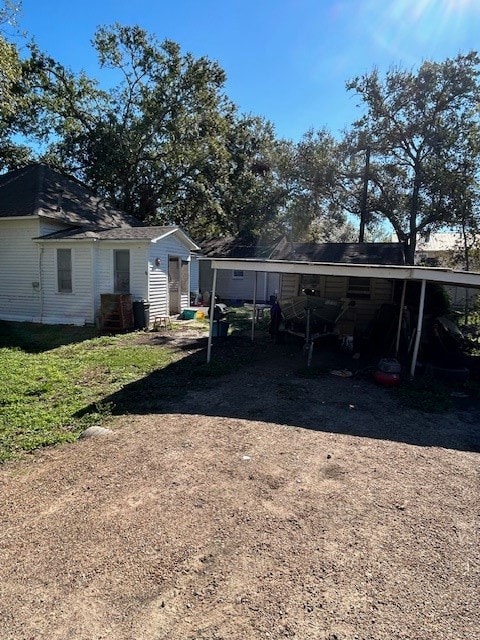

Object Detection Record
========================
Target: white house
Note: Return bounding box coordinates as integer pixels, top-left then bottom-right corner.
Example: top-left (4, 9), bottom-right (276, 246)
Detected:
top-left (415, 232), bottom-right (478, 309)
top-left (415, 232), bottom-right (464, 266)
top-left (198, 235), bottom-right (282, 304)
top-left (0, 164), bottom-right (199, 327)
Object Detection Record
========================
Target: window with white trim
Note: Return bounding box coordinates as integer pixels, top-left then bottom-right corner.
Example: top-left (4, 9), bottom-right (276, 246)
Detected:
top-left (57, 248), bottom-right (72, 293)
top-left (114, 250), bottom-right (130, 293)
top-left (232, 269), bottom-right (244, 279)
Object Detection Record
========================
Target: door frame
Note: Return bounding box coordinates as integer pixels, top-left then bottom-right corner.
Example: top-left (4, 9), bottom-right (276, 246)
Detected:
top-left (168, 255), bottom-right (181, 315)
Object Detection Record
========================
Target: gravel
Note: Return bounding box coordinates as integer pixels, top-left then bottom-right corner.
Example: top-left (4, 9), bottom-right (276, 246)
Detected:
top-left (1, 331), bottom-right (479, 639)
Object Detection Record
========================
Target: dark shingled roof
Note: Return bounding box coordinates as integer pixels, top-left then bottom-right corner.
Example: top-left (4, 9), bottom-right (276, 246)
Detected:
top-left (271, 240), bottom-right (405, 265)
top-left (37, 226), bottom-right (180, 241)
top-left (0, 163), bottom-right (142, 229)
top-left (198, 235), bottom-right (279, 259)
top-left (199, 236), bottom-right (405, 266)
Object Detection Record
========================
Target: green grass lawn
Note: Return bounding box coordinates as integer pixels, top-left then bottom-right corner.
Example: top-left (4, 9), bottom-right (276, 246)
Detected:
top-left (0, 323), bottom-right (178, 462)
top-left (0, 310), bottom-right (270, 461)
top-left (0, 312), bottom-right (269, 462)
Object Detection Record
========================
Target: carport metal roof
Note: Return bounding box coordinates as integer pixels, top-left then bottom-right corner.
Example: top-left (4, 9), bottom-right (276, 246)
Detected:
top-left (210, 258), bottom-right (480, 287)
top-left (206, 258), bottom-right (480, 377)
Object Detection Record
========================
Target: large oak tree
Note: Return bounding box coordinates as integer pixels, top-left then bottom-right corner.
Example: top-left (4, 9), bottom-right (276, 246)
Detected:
top-left (345, 53), bottom-right (480, 263)
top-left (31, 24), bottom-right (285, 239)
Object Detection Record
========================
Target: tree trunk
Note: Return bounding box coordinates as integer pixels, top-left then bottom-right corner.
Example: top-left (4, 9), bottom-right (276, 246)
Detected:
top-left (407, 166), bottom-right (421, 266)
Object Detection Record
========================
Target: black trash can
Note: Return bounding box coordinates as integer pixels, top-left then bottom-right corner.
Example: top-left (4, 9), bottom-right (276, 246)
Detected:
top-left (133, 299), bottom-right (150, 330)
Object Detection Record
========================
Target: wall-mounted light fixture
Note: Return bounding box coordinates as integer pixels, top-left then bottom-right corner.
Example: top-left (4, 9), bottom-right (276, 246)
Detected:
top-left (155, 258), bottom-right (161, 267)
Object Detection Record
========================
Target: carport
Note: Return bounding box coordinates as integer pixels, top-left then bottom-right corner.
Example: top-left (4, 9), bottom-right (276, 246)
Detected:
top-left (206, 258), bottom-right (480, 376)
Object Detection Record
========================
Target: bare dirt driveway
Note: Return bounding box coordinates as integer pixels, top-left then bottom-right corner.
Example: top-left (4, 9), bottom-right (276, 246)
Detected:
top-left (1, 329), bottom-right (479, 640)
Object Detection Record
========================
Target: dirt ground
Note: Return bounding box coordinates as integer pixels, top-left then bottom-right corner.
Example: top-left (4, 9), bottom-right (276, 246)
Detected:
top-left (1, 328), bottom-right (479, 640)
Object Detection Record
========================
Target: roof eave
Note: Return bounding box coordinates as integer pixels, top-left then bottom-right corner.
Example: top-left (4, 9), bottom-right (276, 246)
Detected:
top-left (209, 258), bottom-right (480, 288)
top-left (0, 215), bottom-right (38, 221)
top-left (151, 227), bottom-right (200, 251)
top-left (34, 237), bottom-right (98, 243)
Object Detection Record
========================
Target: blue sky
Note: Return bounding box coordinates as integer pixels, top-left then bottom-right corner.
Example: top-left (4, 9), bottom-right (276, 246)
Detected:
top-left (18, 0), bottom-right (480, 141)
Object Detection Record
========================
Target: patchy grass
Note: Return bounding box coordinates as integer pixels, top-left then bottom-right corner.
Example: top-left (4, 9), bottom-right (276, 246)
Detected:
top-left (228, 307), bottom-right (271, 333)
top-left (167, 318), bottom-right (209, 332)
top-left (0, 320), bottom-right (260, 462)
top-left (0, 328), bottom-right (177, 462)
top-left (165, 307), bottom-right (271, 335)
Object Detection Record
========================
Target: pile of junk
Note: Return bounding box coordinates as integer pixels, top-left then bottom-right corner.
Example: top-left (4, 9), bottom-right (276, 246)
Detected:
top-left (268, 284), bottom-right (480, 384)
top-left (363, 284), bottom-right (480, 383)
top-left (268, 293), bottom-right (358, 366)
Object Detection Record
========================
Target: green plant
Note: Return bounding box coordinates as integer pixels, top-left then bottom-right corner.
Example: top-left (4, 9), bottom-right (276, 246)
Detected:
top-left (228, 307), bottom-right (271, 333)
top-left (0, 324), bottom-right (177, 462)
top-left (458, 310), bottom-right (480, 354)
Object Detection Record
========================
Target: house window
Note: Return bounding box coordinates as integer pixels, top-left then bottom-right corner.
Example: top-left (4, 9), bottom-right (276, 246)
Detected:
top-left (347, 276), bottom-right (371, 300)
top-left (232, 270), bottom-right (244, 279)
top-left (57, 248), bottom-right (72, 293)
top-left (114, 250), bottom-right (130, 293)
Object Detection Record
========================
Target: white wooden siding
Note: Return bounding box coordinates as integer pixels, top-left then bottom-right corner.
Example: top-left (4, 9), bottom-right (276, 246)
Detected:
top-left (1, 222), bottom-right (200, 326)
top-left (280, 274), bottom-right (300, 299)
top-left (279, 272), bottom-right (395, 331)
top-left (148, 234), bottom-right (193, 318)
top-left (200, 260), bottom-right (279, 303)
top-left (148, 248), bottom-right (168, 320)
top-left (218, 270), bottom-right (255, 301)
top-left (266, 273), bottom-right (280, 299)
top-left (325, 275), bottom-right (347, 299)
top-left (190, 256), bottom-right (200, 295)
top-left (336, 279), bottom-right (393, 330)
top-left (0, 219), bottom-right (43, 321)
top-left (39, 219), bottom-right (71, 236)
top-left (40, 243), bottom-right (94, 325)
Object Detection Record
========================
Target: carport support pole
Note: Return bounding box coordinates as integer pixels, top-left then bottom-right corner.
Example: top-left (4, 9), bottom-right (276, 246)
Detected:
top-left (409, 279), bottom-right (426, 378)
top-left (251, 271), bottom-right (258, 341)
top-left (395, 280), bottom-right (407, 358)
top-left (206, 267), bottom-right (218, 363)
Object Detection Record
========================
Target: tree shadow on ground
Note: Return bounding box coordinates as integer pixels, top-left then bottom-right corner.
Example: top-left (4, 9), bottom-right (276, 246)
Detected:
top-left (77, 332), bottom-right (480, 453)
top-left (0, 321), bottom-right (100, 353)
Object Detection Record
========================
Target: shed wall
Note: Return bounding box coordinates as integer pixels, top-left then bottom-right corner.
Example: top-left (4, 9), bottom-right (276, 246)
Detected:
top-left (190, 256), bottom-right (200, 297)
top-left (200, 260), bottom-right (279, 303)
top-left (279, 272), bottom-right (395, 331)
